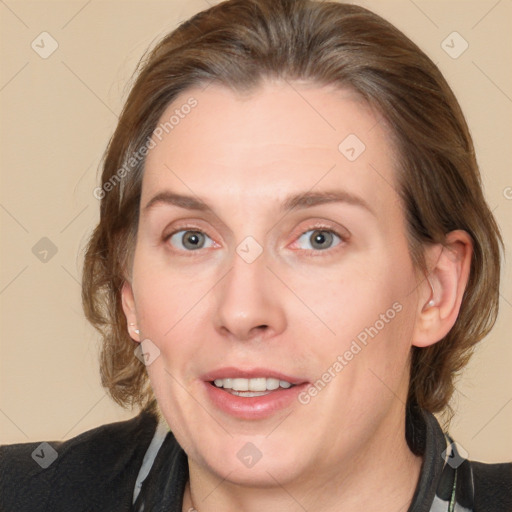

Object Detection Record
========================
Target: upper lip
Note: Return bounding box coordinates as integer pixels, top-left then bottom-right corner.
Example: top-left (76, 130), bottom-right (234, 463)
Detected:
top-left (201, 367), bottom-right (308, 385)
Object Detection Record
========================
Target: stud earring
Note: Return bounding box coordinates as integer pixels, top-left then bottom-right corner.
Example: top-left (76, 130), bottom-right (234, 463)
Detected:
top-left (129, 323), bottom-right (140, 335)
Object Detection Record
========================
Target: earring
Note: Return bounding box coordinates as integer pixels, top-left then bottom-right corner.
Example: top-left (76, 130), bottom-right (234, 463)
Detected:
top-left (129, 323), bottom-right (140, 335)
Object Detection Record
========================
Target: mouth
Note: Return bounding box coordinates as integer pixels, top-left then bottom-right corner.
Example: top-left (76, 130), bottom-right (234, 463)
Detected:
top-left (210, 377), bottom-right (296, 397)
top-left (201, 368), bottom-right (309, 420)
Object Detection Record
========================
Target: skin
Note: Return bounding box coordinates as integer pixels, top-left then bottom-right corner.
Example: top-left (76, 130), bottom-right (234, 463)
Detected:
top-left (122, 80), bottom-right (472, 512)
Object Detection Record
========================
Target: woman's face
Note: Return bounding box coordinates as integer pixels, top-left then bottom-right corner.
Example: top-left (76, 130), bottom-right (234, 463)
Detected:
top-left (123, 80), bottom-right (425, 486)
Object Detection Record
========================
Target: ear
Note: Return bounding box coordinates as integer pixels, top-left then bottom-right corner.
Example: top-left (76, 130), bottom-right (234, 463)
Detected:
top-left (121, 281), bottom-right (141, 342)
top-left (412, 230), bottom-right (473, 348)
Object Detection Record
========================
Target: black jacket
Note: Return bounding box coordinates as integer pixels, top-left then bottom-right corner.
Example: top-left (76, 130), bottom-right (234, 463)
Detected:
top-left (1, 406), bottom-right (511, 511)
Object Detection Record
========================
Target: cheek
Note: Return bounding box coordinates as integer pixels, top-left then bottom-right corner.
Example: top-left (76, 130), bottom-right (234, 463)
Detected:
top-left (311, 259), bottom-right (413, 341)
top-left (131, 252), bottom-right (214, 391)
top-left (300, 252), bottom-right (418, 390)
top-left (132, 249), bottom-right (204, 338)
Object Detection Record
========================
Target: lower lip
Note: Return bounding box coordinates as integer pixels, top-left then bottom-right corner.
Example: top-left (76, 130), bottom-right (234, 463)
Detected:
top-left (204, 381), bottom-right (308, 420)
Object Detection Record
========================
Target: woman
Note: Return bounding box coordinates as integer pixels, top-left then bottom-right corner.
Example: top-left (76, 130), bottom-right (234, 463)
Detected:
top-left (1, 0), bottom-right (510, 510)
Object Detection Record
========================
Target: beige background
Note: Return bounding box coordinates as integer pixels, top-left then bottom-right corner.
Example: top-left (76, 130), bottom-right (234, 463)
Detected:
top-left (1, 0), bottom-right (511, 462)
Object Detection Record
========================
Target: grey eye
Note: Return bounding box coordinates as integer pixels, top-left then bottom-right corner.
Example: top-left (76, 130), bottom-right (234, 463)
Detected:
top-left (296, 230), bottom-right (341, 251)
top-left (169, 230), bottom-right (213, 251)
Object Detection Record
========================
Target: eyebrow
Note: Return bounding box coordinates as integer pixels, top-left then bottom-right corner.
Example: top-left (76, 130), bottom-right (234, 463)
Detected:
top-left (143, 189), bottom-right (375, 216)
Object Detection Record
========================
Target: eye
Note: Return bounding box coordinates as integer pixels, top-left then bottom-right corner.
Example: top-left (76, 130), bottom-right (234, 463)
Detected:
top-left (294, 229), bottom-right (343, 252)
top-left (167, 229), bottom-right (216, 251)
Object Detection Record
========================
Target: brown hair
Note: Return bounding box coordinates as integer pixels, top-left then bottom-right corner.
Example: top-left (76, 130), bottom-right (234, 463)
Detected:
top-left (82, 0), bottom-right (502, 423)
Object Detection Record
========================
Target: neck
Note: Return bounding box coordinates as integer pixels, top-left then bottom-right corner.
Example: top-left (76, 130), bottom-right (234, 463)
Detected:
top-left (182, 406), bottom-right (423, 512)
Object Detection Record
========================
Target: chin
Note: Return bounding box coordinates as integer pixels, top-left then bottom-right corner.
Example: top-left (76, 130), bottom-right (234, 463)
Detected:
top-left (190, 431), bottom-right (311, 487)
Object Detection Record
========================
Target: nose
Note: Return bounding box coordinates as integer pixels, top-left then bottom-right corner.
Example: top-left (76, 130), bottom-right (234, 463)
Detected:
top-left (213, 246), bottom-right (287, 343)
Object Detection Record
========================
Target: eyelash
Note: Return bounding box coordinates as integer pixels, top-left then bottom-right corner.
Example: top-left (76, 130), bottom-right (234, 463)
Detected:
top-left (163, 222), bottom-right (348, 257)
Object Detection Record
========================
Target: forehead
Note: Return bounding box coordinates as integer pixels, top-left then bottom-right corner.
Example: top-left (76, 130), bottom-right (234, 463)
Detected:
top-left (142, 80), bottom-right (399, 217)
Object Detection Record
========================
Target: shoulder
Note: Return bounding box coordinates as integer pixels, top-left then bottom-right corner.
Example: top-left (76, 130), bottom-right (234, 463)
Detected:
top-left (0, 409), bottom-right (158, 512)
top-left (411, 407), bottom-right (511, 511)
top-left (471, 460), bottom-right (512, 511)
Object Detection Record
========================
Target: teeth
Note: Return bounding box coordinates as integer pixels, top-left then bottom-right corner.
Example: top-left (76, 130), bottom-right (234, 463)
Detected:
top-left (213, 377), bottom-right (294, 391)
top-left (232, 378), bottom-right (249, 391)
top-left (267, 378), bottom-right (280, 390)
